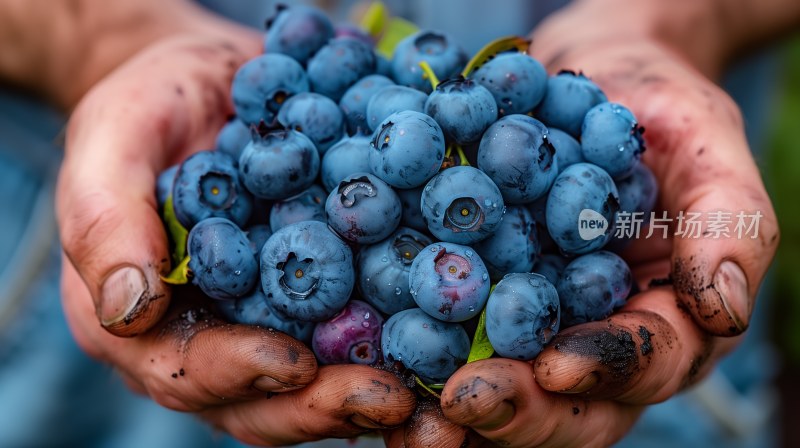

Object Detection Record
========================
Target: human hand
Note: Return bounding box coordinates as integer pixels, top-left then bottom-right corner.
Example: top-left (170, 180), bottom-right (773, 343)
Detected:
top-left (386, 3), bottom-right (779, 447)
top-left (56, 23), bottom-right (415, 446)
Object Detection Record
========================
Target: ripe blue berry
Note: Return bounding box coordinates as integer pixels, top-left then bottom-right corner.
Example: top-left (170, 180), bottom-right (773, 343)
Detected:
top-left (269, 184), bottom-right (327, 233)
top-left (424, 77), bottom-right (497, 144)
top-left (231, 54), bottom-right (309, 126)
top-left (381, 308), bottom-right (470, 384)
top-left (357, 227), bottom-right (432, 316)
top-left (421, 166), bottom-right (505, 245)
top-left (366, 85), bottom-right (427, 132)
top-left (409, 242), bottom-right (491, 322)
top-left (472, 52), bottom-right (547, 116)
top-left (277, 92), bottom-right (345, 155)
top-left (391, 31), bottom-right (467, 93)
top-left (325, 172), bottom-right (402, 244)
top-left (239, 130), bottom-right (320, 200)
top-left (534, 71), bottom-right (607, 137)
top-left (339, 75), bottom-right (395, 135)
top-left (172, 150), bottom-right (253, 229)
top-left (307, 37), bottom-right (376, 102)
top-left (260, 220), bottom-right (355, 322)
top-left (485, 273), bottom-right (560, 360)
top-left (187, 218), bottom-right (259, 300)
top-left (581, 102), bottom-right (645, 179)
top-left (312, 300), bottom-right (384, 365)
top-left (473, 205), bottom-right (540, 281)
top-left (264, 4), bottom-right (334, 65)
top-left (320, 133), bottom-right (373, 192)
top-left (557, 250), bottom-right (632, 327)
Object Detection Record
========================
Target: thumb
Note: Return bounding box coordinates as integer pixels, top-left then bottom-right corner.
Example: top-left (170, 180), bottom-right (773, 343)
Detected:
top-left (56, 35), bottom-right (257, 336)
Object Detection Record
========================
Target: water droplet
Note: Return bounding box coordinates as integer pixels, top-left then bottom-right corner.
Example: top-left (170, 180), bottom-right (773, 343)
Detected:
top-left (617, 145), bottom-right (625, 152)
top-left (484, 198), bottom-right (492, 206)
top-left (362, 321), bottom-right (370, 328)
top-left (382, 256), bottom-right (389, 262)
top-left (422, 323), bottom-right (428, 328)
top-left (430, 247), bottom-right (438, 252)
top-left (364, 312), bottom-right (370, 319)
top-left (366, 277), bottom-right (371, 283)
top-left (425, 185), bottom-right (432, 191)
top-left (468, 306), bottom-right (475, 312)
top-left (482, 273), bottom-right (488, 281)
top-left (234, 270), bottom-right (241, 276)
top-left (465, 250), bottom-right (473, 258)
top-left (395, 287), bottom-right (402, 295)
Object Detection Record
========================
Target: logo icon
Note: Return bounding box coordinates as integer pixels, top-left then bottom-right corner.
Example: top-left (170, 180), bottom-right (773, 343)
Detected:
top-left (578, 209), bottom-right (608, 241)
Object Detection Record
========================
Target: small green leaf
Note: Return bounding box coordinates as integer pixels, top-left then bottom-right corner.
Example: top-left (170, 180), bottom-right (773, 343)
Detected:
top-left (161, 255), bottom-right (191, 285)
top-left (359, 2), bottom-right (388, 38)
top-left (163, 194), bottom-right (188, 263)
top-left (467, 298), bottom-right (495, 363)
top-left (375, 17), bottom-right (418, 58)
top-left (418, 60), bottom-right (440, 90)
top-left (461, 36), bottom-right (531, 78)
top-left (414, 376), bottom-right (442, 399)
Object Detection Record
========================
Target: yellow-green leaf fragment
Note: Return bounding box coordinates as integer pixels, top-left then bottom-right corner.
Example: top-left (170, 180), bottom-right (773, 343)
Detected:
top-left (161, 254), bottom-right (191, 285)
top-left (461, 36), bottom-right (531, 78)
top-left (359, 2), bottom-right (388, 38)
top-left (467, 306), bottom-right (494, 363)
top-left (163, 194), bottom-right (188, 263)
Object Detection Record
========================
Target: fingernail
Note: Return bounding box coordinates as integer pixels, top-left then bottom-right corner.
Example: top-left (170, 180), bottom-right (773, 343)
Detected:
top-left (253, 376), bottom-right (303, 393)
top-left (350, 414), bottom-right (391, 430)
top-left (99, 266), bottom-right (147, 327)
top-left (470, 400), bottom-right (515, 431)
top-left (561, 372), bottom-right (599, 394)
top-left (713, 261), bottom-right (750, 333)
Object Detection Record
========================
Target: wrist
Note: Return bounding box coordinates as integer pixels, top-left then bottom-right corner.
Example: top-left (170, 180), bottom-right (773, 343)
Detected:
top-left (13, 0), bottom-right (258, 109)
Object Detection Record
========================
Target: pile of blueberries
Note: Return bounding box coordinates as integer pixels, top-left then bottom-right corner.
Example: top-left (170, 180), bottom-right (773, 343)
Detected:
top-left (157, 4), bottom-right (658, 386)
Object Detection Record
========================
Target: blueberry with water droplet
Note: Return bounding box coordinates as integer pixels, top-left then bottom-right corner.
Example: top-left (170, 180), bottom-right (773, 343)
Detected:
top-left (325, 172), bottom-right (402, 244)
top-left (312, 300), bottom-right (384, 365)
top-left (409, 241), bottom-right (491, 322)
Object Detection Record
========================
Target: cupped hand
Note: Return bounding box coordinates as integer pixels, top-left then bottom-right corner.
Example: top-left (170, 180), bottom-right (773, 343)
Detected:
top-left (398, 8), bottom-right (778, 448)
top-left (56, 31), bottom-right (415, 445)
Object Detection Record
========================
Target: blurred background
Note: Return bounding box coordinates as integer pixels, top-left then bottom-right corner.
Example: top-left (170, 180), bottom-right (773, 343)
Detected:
top-left (766, 35), bottom-right (800, 448)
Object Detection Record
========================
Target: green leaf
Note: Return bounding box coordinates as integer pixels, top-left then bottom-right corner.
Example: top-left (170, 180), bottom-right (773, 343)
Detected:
top-left (359, 2), bottom-right (388, 38)
top-left (467, 296), bottom-right (495, 363)
top-left (461, 36), bottom-right (531, 78)
top-left (161, 254), bottom-right (191, 285)
top-left (163, 194), bottom-right (188, 263)
top-left (414, 376), bottom-right (442, 399)
top-left (375, 17), bottom-right (418, 59)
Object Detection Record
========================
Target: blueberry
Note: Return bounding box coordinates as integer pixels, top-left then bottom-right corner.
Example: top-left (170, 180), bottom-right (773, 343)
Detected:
top-left (334, 23), bottom-right (375, 47)
top-left (187, 218), bottom-right (259, 300)
top-left (546, 163), bottom-right (620, 254)
top-left (215, 288), bottom-right (314, 343)
top-left (616, 163), bottom-right (658, 217)
top-left (534, 71), bottom-right (607, 137)
top-left (395, 185), bottom-right (427, 232)
top-left (581, 102), bottom-right (645, 179)
top-left (245, 224), bottom-right (272, 256)
top-left (320, 133), bottom-right (373, 192)
top-left (307, 37), bottom-right (376, 102)
top-left (231, 54), bottom-right (309, 126)
top-left (381, 308), bottom-right (470, 384)
top-left (366, 85), bottom-right (427, 132)
top-left (238, 129), bottom-right (320, 200)
top-left (156, 164), bottom-right (178, 211)
top-left (215, 118), bottom-right (251, 161)
top-left (370, 110), bottom-right (446, 189)
top-left (548, 127), bottom-right (584, 172)
top-left (532, 253), bottom-right (570, 286)
top-left (312, 300), bottom-right (384, 365)
top-left (325, 172), bottom-right (402, 244)
top-left (260, 220), bottom-right (354, 322)
top-left (424, 76), bottom-right (497, 144)
top-left (391, 31), bottom-right (467, 93)
top-left (472, 52), bottom-right (548, 116)
top-left (339, 74), bottom-right (395, 135)
top-left (557, 250), bottom-right (632, 327)
top-left (473, 205), bottom-right (540, 281)
top-left (264, 4), bottom-right (334, 65)
top-left (485, 273), bottom-right (560, 360)
top-left (409, 242), bottom-right (491, 322)
top-left (172, 150), bottom-right (253, 229)
top-left (357, 227), bottom-right (433, 315)
top-left (277, 92), bottom-right (345, 155)
top-left (421, 166), bottom-right (505, 244)
top-left (477, 114), bottom-right (558, 204)
top-left (269, 184), bottom-right (327, 233)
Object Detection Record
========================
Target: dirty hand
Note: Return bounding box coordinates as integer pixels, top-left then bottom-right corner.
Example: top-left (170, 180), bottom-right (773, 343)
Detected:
top-left (386, 1), bottom-right (779, 446)
top-left (56, 21), bottom-right (415, 447)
